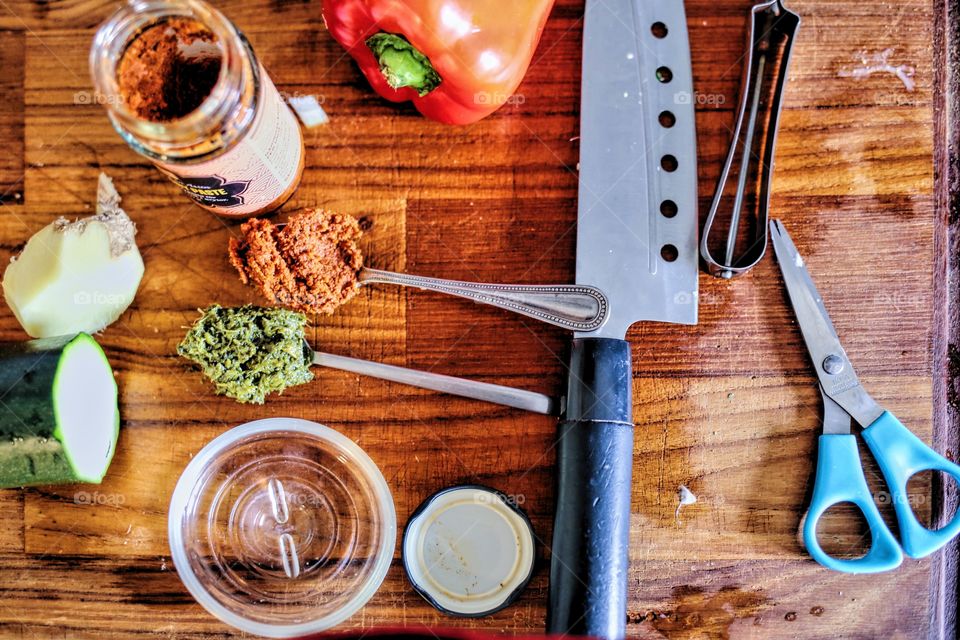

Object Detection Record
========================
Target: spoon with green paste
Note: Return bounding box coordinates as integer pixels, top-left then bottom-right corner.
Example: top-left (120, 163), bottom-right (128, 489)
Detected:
top-left (178, 305), bottom-right (558, 414)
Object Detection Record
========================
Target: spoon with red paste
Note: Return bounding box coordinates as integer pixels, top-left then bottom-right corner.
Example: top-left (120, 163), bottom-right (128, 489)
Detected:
top-left (228, 209), bottom-right (608, 332)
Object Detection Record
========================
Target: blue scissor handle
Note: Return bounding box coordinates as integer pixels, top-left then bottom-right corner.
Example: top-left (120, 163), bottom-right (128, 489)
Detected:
top-left (803, 434), bottom-right (903, 573)
top-left (861, 411), bottom-right (960, 558)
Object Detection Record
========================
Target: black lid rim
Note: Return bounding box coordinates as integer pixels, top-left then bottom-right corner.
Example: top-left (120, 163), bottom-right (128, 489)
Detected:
top-left (401, 483), bottom-right (537, 618)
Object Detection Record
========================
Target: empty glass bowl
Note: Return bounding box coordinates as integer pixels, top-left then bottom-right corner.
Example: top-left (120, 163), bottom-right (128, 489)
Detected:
top-left (168, 418), bottom-right (396, 637)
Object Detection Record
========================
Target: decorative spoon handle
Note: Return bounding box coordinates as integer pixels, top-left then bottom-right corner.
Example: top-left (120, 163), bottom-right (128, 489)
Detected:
top-left (360, 268), bottom-right (608, 332)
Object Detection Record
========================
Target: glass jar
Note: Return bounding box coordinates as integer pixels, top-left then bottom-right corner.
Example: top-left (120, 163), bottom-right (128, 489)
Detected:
top-left (168, 418), bottom-right (397, 636)
top-left (90, 0), bottom-right (304, 217)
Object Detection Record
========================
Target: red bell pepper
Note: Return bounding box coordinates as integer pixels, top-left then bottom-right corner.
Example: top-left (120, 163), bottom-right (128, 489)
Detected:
top-left (321, 0), bottom-right (556, 125)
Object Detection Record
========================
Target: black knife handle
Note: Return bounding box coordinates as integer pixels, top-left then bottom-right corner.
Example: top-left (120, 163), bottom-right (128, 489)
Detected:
top-left (548, 337), bottom-right (633, 639)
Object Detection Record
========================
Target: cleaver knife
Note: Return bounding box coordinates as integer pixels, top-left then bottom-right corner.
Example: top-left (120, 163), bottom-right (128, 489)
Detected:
top-left (547, 0), bottom-right (699, 637)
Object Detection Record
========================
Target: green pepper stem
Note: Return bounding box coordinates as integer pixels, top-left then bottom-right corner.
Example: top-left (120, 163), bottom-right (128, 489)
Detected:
top-left (366, 32), bottom-right (441, 96)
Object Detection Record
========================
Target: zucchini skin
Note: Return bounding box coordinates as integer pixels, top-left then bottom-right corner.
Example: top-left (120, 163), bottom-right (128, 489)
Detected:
top-left (0, 335), bottom-right (91, 486)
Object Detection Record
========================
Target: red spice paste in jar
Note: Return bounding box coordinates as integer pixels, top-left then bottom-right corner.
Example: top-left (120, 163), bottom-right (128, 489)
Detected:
top-left (117, 18), bottom-right (222, 122)
top-left (93, 1), bottom-right (304, 217)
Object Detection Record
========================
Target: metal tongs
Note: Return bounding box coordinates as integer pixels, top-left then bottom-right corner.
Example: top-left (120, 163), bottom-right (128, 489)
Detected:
top-left (700, 0), bottom-right (800, 278)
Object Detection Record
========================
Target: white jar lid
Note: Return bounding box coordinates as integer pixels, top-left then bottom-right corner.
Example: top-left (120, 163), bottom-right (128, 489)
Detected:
top-left (402, 485), bottom-right (536, 617)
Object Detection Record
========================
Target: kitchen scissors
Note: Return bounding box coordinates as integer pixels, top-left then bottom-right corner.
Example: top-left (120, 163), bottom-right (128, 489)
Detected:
top-left (770, 219), bottom-right (960, 573)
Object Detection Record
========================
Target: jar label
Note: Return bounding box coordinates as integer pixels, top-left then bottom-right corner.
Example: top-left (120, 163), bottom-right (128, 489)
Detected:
top-left (156, 68), bottom-right (303, 216)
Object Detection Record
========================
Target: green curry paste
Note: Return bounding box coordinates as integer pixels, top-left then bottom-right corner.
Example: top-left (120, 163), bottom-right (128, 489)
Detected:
top-left (178, 305), bottom-right (314, 403)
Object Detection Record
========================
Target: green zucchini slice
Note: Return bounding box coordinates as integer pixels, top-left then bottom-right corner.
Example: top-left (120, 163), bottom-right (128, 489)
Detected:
top-left (0, 333), bottom-right (119, 487)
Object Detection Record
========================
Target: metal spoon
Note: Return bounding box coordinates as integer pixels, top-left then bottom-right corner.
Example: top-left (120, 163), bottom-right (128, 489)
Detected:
top-left (359, 267), bottom-right (608, 332)
top-left (267, 222), bottom-right (607, 332)
top-left (303, 339), bottom-right (560, 415)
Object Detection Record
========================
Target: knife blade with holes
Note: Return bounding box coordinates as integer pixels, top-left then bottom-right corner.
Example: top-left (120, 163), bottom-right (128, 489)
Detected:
top-left (546, 1), bottom-right (699, 637)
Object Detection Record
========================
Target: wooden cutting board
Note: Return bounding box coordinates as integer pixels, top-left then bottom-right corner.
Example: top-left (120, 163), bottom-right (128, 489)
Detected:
top-left (0, 0), bottom-right (956, 637)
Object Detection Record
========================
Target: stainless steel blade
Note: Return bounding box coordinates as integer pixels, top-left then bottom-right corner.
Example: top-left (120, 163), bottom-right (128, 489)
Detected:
top-left (769, 220), bottom-right (883, 426)
top-left (820, 387), bottom-right (852, 436)
top-left (575, 0), bottom-right (699, 338)
top-left (550, 4), bottom-right (700, 635)
top-left (769, 219), bottom-right (853, 383)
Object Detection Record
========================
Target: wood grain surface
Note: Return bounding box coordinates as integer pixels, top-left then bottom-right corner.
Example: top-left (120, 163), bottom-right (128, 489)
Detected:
top-left (0, 0), bottom-right (954, 637)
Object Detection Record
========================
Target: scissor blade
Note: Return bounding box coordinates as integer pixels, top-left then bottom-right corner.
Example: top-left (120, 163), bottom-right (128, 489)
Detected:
top-left (820, 387), bottom-right (852, 435)
top-left (770, 221), bottom-right (857, 386)
top-left (770, 220), bottom-right (886, 427)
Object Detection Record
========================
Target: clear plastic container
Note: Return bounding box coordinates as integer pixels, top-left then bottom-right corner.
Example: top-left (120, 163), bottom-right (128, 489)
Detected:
top-left (168, 418), bottom-right (396, 637)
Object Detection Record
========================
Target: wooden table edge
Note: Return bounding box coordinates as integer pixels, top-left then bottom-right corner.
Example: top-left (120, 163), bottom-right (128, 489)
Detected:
top-left (931, 0), bottom-right (960, 636)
